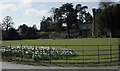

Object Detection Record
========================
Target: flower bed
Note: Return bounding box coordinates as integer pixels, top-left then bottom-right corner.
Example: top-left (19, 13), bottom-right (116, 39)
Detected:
top-left (2, 46), bottom-right (77, 61)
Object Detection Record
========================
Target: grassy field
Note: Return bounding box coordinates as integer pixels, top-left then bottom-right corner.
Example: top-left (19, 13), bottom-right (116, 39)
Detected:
top-left (2, 38), bottom-right (119, 66)
top-left (2, 38), bottom-right (119, 46)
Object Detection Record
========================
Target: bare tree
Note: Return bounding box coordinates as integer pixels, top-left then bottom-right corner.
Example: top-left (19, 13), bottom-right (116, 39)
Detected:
top-left (99, 0), bottom-right (116, 9)
top-left (2, 16), bottom-right (14, 32)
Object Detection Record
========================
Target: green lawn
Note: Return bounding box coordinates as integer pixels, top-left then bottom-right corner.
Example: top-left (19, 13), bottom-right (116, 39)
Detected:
top-left (2, 38), bottom-right (120, 66)
top-left (2, 38), bottom-right (119, 46)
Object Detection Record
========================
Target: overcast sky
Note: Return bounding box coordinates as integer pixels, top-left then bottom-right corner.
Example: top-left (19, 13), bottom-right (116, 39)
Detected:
top-left (0, 0), bottom-right (119, 29)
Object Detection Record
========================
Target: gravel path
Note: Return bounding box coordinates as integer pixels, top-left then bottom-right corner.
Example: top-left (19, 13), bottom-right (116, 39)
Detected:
top-left (2, 62), bottom-right (119, 69)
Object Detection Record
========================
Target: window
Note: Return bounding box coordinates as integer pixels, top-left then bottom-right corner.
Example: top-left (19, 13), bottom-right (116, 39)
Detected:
top-left (88, 26), bottom-right (91, 29)
top-left (83, 26), bottom-right (85, 29)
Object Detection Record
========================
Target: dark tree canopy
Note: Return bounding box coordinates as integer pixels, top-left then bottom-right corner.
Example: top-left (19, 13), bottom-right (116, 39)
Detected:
top-left (40, 17), bottom-right (53, 32)
top-left (85, 12), bottom-right (93, 23)
top-left (7, 28), bottom-right (20, 40)
top-left (18, 24), bottom-right (39, 39)
top-left (97, 4), bottom-right (120, 37)
top-left (40, 3), bottom-right (90, 38)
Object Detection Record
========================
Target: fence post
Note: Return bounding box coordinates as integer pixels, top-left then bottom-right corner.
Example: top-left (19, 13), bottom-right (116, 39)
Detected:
top-left (97, 45), bottom-right (100, 63)
top-left (49, 45), bottom-right (51, 64)
top-left (110, 45), bottom-right (112, 63)
top-left (82, 45), bottom-right (84, 64)
top-left (42, 46), bottom-right (43, 60)
top-left (9, 44), bottom-right (11, 61)
top-left (66, 45), bottom-right (68, 64)
top-left (20, 45), bottom-right (23, 62)
top-left (34, 45), bottom-right (36, 62)
top-left (5, 47), bottom-right (7, 60)
top-left (118, 45), bottom-right (120, 65)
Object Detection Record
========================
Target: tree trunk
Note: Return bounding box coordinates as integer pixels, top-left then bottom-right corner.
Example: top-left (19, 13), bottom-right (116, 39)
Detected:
top-left (110, 31), bottom-right (112, 38)
top-left (110, 30), bottom-right (114, 38)
top-left (6, 26), bottom-right (8, 32)
top-left (67, 25), bottom-right (70, 38)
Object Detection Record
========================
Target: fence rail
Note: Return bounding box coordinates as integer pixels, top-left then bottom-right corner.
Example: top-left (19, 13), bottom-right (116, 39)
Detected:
top-left (1, 44), bottom-right (119, 65)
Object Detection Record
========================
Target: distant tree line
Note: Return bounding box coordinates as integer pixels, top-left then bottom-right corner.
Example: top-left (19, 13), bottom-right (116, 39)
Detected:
top-left (1, 2), bottom-right (120, 40)
top-left (1, 16), bottom-right (39, 40)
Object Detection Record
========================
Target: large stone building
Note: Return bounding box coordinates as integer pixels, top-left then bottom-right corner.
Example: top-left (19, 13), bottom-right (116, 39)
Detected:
top-left (92, 8), bottom-right (111, 38)
top-left (92, 8), bottom-right (102, 37)
top-left (79, 8), bottom-right (111, 38)
top-left (79, 8), bottom-right (102, 38)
